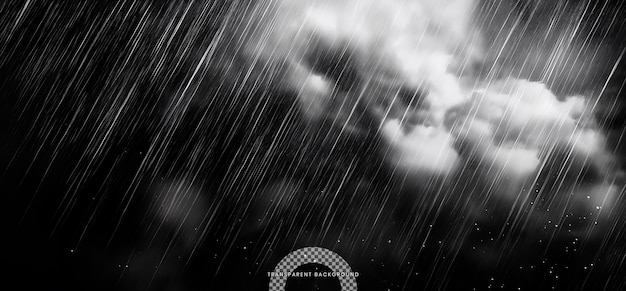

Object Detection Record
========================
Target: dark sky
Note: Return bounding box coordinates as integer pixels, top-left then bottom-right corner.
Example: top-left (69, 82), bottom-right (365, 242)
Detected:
top-left (2, 1), bottom-right (626, 290)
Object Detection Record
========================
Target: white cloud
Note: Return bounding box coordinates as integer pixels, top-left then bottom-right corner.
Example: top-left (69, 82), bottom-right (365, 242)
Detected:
top-left (235, 0), bottom-right (623, 241)
top-left (382, 120), bottom-right (459, 176)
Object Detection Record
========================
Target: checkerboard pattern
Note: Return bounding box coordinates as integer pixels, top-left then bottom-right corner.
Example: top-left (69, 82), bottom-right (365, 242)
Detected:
top-left (269, 247), bottom-right (358, 291)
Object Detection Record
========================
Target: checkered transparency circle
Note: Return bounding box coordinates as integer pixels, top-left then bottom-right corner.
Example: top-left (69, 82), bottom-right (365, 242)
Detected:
top-left (269, 247), bottom-right (358, 291)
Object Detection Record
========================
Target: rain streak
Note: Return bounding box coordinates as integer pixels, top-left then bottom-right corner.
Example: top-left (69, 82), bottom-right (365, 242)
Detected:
top-left (3, 0), bottom-right (626, 290)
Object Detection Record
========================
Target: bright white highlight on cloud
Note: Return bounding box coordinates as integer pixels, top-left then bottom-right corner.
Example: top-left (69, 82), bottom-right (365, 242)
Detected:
top-left (382, 120), bottom-right (460, 175)
top-left (447, 78), bottom-right (601, 180)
